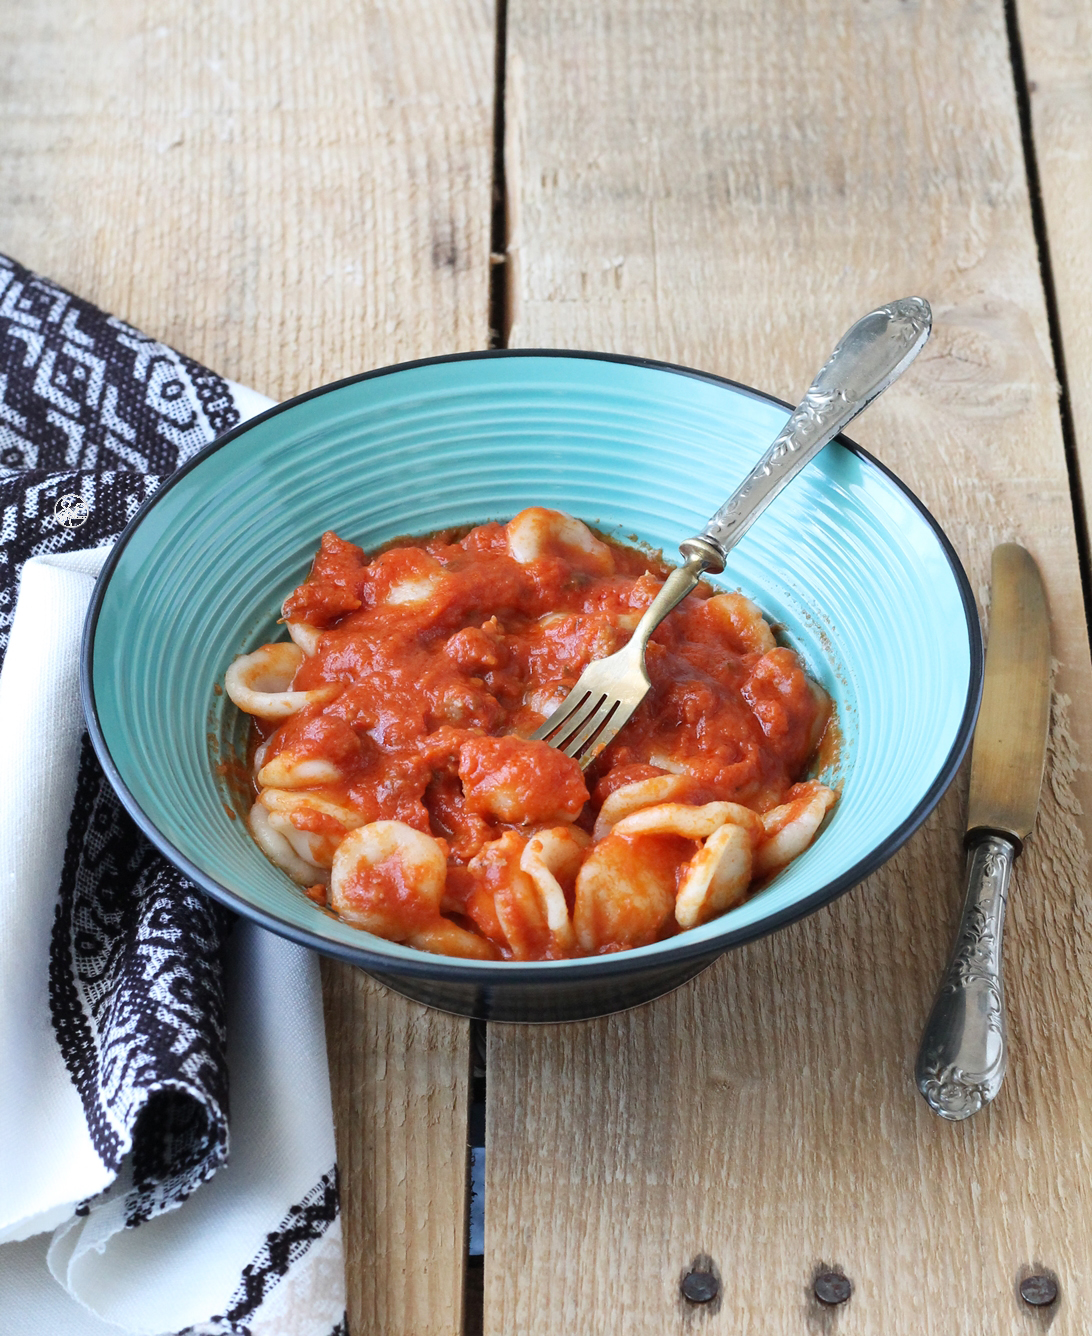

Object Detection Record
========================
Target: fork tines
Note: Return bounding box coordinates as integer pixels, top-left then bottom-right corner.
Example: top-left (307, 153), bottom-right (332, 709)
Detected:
top-left (532, 688), bottom-right (633, 766)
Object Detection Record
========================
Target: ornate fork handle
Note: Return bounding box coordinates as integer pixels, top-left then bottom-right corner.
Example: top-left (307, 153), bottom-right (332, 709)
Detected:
top-left (681, 297), bottom-right (932, 571)
top-left (533, 297), bottom-right (932, 767)
top-left (914, 833), bottom-right (1015, 1120)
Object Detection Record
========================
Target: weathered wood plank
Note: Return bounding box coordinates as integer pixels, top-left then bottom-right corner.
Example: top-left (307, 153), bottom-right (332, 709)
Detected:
top-left (0, 0), bottom-right (494, 401)
top-left (490, 1), bottom-right (1092, 1332)
top-left (321, 965), bottom-right (473, 1336)
top-left (1015, 0), bottom-right (1092, 550)
top-left (0, 2), bottom-right (495, 1331)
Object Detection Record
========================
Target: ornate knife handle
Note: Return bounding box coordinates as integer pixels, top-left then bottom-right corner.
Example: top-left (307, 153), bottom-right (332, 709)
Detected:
top-left (915, 833), bottom-right (1016, 1120)
top-left (681, 297), bottom-right (931, 572)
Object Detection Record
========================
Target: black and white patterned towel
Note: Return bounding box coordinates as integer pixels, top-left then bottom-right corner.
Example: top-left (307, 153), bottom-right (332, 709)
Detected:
top-left (0, 255), bottom-right (347, 1335)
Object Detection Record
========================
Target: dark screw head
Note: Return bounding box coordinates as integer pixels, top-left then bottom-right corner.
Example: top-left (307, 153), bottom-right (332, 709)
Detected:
top-left (681, 1270), bottom-right (719, 1304)
top-left (814, 1271), bottom-right (852, 1306)
top-left (1020, 1274), bottom-right (1059, 1307)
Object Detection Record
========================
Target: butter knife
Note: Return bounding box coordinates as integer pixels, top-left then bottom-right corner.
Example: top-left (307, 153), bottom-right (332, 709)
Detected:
top-left (915, 543), bottom-right (1051, 1120)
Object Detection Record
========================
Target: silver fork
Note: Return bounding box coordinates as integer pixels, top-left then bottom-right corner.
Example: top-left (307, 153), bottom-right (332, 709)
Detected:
top-left (531, 297), bottom-right (933, 768)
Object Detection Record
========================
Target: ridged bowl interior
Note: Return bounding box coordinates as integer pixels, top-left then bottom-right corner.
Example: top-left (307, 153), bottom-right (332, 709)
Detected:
top-left (86, 353), bottom-right (979, 976)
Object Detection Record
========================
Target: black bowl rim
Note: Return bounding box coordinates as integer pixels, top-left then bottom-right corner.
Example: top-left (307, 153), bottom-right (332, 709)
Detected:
top-left (82, 347), bottom-right (985, 985)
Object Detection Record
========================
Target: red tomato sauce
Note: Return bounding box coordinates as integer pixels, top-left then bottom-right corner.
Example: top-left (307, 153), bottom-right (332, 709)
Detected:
top-left (246, 510), bottom-right (834, 960)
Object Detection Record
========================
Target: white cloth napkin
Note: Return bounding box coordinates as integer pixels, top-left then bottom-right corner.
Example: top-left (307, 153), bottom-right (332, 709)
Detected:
top-left (0, 256), bottom-right (346, 1334)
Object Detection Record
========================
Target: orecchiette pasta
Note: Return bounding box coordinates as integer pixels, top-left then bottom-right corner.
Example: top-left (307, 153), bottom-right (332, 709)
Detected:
top-left (258, 788), bottom-right (366, 871)
top-left (225, 643), bottom-right (338, 721)
top-left (330, 820), bottom-right (446, 936)
top-left (506, 506), bottom-right (615, 574)
top-left (257, 754), bottom-right (344, 788)
top-left (610, 800), bottom-right (763, 844)
top-left (469, 831), bottom-right (550, 960)
top-left (520, 825), bottom-right (590, 951)
top-left (286, 620), bottom-right (323, 655)
top-left (248, 801), bottom-right (330, 887)
top-left (754, 783), bottom-right (838, 876)
top-left (408, 919), bottom-right (499, 960)
top-left (592, 773), bottom-right (698, 840)
top-left (674, 822), bottom-right (754, 928)
top-left (573, 833), bottom-right (680, 952)
top-left (703, 591), bottom-right (777, 655)
top-left (227, 508), bottom-right (837, 959)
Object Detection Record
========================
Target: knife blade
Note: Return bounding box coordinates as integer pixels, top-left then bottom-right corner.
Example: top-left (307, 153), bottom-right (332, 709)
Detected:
top-left (965, 544), bottom-right (1052, 838)
top-left (915, 543), bottom-right (1051, 1120)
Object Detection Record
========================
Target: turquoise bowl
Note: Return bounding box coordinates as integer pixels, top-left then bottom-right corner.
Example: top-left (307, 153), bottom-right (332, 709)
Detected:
top-left (83, 351), bottom-right (982, 1021)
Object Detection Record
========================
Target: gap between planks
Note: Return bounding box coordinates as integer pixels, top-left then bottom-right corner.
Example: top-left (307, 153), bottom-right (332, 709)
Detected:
top-left (1004, 0), bottom-right (1092, 639)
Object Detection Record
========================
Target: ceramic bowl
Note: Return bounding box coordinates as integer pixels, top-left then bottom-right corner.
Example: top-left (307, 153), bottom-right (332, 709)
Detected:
top-left (83, 351), bottom-right (982, 1021)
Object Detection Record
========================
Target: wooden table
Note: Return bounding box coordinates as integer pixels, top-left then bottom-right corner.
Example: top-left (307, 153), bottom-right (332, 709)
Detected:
top-left (5, 0), bottom-right (1092, 1330)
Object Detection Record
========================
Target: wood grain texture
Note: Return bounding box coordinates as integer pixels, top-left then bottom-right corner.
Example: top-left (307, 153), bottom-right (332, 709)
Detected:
top-left (0, 3), bottom-right (495, 1331)
top-left (0, 0), bottom-right (495, 399)
top-left (322, 964), bottom-right (472, 1336)
top-left (1015, 0), bottom-right (1092, 545)
top-left (490, 1), bottom-right (1092, 1332)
